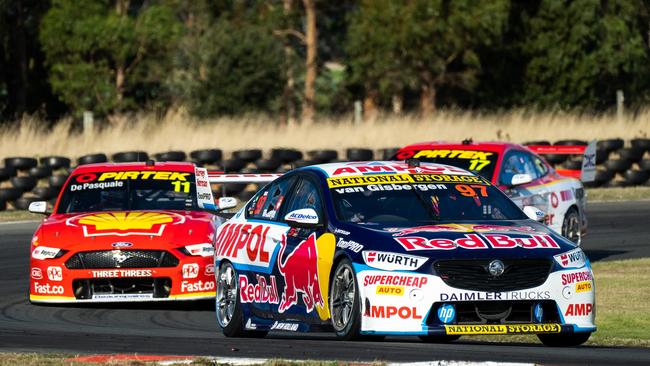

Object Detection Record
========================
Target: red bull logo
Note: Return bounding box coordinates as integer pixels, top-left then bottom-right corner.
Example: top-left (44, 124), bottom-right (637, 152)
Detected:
top-left (277, 233), bottom-right (324, 313)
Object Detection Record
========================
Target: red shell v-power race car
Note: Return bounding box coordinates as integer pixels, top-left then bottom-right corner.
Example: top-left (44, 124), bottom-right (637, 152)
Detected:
top-left (28, 161), bottom-right (240, 303)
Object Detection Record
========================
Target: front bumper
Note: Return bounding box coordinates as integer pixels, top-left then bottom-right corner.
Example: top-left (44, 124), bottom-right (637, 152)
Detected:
top-left (354, 264), bottom-right (596, 336)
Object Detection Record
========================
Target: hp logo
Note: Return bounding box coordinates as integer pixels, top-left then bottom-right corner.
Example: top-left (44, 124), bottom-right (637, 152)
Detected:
top-left (437, 304), bottom-right (456, 324)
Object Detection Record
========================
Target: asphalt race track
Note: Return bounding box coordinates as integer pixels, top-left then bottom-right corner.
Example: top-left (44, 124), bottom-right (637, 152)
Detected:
top-left (1, 200), bottom-right (649, 365)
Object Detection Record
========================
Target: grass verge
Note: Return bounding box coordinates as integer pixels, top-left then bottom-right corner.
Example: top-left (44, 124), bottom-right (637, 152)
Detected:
top-left (587, 186), bottom-right (650, 202)
top-left (0, 210), bottom-right (41, 222)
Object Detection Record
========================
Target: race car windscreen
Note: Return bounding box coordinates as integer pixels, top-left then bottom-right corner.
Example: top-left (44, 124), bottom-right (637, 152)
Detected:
top-left (328, 174), bottom-right (526, 224)
top-left (57, 170), bottom-right (197, 213)
top-left (393, 149), bottom-right (499, 181)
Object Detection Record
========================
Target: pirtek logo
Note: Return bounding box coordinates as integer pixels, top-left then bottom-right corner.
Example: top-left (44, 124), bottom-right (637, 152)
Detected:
top-left (367, 305), bottom-right (422, 319)
top-left (565, 303), bottom-right (593, 316)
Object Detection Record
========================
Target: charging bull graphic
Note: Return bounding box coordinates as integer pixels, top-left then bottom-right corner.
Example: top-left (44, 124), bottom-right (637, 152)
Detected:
top-left (277, 233), bottom-right (325, 314)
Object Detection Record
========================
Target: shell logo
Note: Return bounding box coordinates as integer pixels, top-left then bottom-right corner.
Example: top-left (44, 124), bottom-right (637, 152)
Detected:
top-left (67, 211), bottom-right (185, 237)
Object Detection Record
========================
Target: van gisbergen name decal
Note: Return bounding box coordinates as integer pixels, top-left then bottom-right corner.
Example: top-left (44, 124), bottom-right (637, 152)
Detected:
top-left (395, 233), bottom-right (560, 250)
top-left (327, 174), bottom-right (486, 188)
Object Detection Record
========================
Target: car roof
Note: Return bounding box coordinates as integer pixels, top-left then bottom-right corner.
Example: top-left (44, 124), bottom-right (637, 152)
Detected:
top-left (301, 160), bottom-right (477, 178)
top-left (397, 141), bottom-right (524, 153)
top-left (70, 161), bottom-right (196, 174)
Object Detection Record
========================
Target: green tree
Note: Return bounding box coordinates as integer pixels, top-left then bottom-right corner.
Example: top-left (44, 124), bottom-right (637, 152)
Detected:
top-left (169, 3), bottom-right (285, 117)
top-left (39, 0), bottom-right (181, 116)
top-left (347, 0), bottom-right (509, 115)
top-left (523, 0), bottom-right (650, 110)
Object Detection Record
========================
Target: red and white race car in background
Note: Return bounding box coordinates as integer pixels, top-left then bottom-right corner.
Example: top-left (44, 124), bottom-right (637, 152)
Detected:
top-left (393, 140), bottom-right (596, 245)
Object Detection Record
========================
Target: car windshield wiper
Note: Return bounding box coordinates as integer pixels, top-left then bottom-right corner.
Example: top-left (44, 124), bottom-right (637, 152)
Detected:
top-left (410, 188), bottom-right (440, 222)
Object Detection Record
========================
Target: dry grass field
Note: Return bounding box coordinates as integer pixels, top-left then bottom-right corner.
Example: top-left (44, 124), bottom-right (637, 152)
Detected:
top-left (1, 109), bottom-right (649, 160)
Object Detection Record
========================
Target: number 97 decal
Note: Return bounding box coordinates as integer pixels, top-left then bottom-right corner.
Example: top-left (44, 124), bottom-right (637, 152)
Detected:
top-left (455, 184), bottom-right (487, 197)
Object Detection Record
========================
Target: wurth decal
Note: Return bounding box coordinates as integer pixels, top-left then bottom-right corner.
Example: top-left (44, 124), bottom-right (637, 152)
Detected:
top-left (277, 233), bottom-right (324, 313)
top-left (554, 248), bottom-right (586, 268)
top-left (394, 233), bottom-right (560, 251)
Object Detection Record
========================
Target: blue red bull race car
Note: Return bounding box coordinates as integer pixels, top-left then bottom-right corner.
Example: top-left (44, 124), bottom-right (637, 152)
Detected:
top-left (212, 161), bottom-right (595, 346)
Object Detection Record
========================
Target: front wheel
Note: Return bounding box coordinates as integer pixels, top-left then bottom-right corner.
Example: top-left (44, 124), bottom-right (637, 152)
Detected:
top-left (216, 262), bottom-right (267, 338)
top-left (537, 332), bottom-right (591, 347)
top-left (562, 208), bottom-right (581, 245)
top-left (330, 258), bottom-right (363, 340)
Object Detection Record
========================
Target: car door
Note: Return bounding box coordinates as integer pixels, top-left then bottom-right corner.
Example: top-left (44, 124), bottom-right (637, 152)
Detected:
top-left (273, 174), bottom-right (331, 323)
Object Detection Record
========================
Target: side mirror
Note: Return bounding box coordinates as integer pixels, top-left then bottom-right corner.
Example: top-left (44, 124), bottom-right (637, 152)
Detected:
top-left (523, 206), bottom-right (545, 222)
top-left (284, 208), bottom-right (320, 228)
top-left (28, 201), bottom-right (49, 215)
top-left (216, 197), bottom-right (238, 211)
top-left (510, 173), bottom-right (534, 186)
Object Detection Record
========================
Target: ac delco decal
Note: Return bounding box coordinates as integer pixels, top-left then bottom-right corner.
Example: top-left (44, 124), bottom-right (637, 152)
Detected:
top-left (239, 274), bottom-right (279, 304)
top-left (445, 323), bottom-right (560, 335)
top-left (395, 233), bottom-right (560, 251)
top-left (327, 174), bottom-right (485, 188)
top-left (215, 223), bottom-right (272, 265)
top-left (74, 171), bottom-right (190, 183)
top-left (561, 270), bottom-right (593, 285)
top-left (363, 274), bottom-right (428, 288)
top-left (366, 305), bottom-right (423, 319)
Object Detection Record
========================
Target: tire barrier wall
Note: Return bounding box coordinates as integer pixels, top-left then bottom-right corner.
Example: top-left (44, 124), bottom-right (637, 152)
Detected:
top-left (1, 140), bottom-right (649, 211)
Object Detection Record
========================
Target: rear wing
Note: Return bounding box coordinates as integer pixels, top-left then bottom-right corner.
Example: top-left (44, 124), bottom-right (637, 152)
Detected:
top-left (207, 172), bottom-right (283, 184)
top-left (527, 140), bottom-right (596, 182)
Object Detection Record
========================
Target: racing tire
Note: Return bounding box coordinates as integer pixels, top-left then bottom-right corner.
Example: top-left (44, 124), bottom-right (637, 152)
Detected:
top-left (32, 186), bottom-right (59, 200)
top-left (49, 175), bottom-right (69, 188)
top-left (308, 150), bottom-right (338, 163)
top-left (617, 147), bottom-right (644, 163)
top-left (293, 159), bottom-right (316, 168)
top-left (216, 262), bottom-right (267, 338)
top-left (418, 334), bottom-right (461, 343)
top-left (604, 159), bottom-right (631, 173)
top-left (4, 157), bottom-right (37, 170)
top-left (0, 188), bottom-right (23, 202)
top-left (190, 149), bottom-right (222, 164)
top-left (631, 138), bottom-right (650, 152)
top-left (379, 147), bottom-right (400, 160)
top-left (220, 158), bottom-right (246, 172)
top-left (594, 169), bottom-right (614, 186)
top-left (270, 148), bottom-right (302, 163)
top-left (639, 160), bottom-right (650, 172)
top-left (77, 153), bottom-right (108, 165)
top-left (330, 258), bottom-right (364, 340)
top-left (0, 199), bottom-right (5, 211)
top-left (12, 196), bottom-right (39, 210)
top-left (623, 169), bottom-right (650, 186)
top-left (537, 332), bottom-right (591, 347)
top-left (39, 156), bottom-right (71, 169)
top-left (554, 140), bottom-right (587, 146)
top-left (112, 151), bottom-right (149, 163)
top-left (597, 139), bottom-right (624, 153)
top-left (11, 176), bottom-right (37, 191)
top-left (233, 149), bottom-right (262, 163)
top-left (562, 160), bottom-right (582, 170)
top-left (154, 151), bottom-right (186, 162)
top-left (595, 149), bottom-right (609, 165)
top-left (28, 166), bottom-right (52, 179)
top-left (0, 167), bottom-right (16, 181)
top-left (561, 208), bottom-right (581, 245)
top-left (346, 148), bottom-right (374, 161)
top-left (254, 159), bottom-right (282, 172)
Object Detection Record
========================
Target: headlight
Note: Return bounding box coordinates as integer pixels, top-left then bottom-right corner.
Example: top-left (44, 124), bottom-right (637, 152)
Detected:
top-left (31, 246), bottom-right (67, 260)
top-left (178, 243), bottom-right (214, 257)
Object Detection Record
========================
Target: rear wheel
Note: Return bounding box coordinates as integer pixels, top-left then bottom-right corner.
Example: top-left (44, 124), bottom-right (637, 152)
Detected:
top-left (418, 334), bottom-right (461, 343)
top-left (537, 332), bottom-right (591, 347)
top-left (562, 208), bottom-right (581, 245)
top-left (216, 262), bottom-right (267, 338)
top-left (330, 258), bottom-right (363, 340)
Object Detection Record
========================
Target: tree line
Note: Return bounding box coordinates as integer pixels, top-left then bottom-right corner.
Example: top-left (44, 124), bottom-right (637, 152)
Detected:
top-left (1, 0), bottom-right (650, 124)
